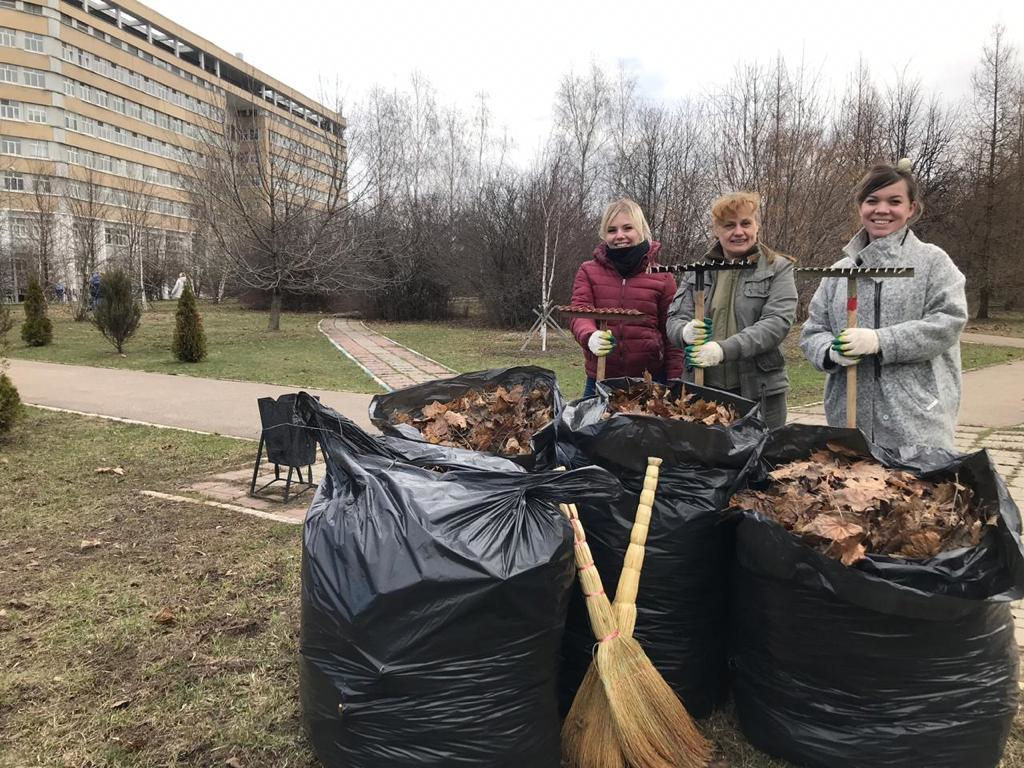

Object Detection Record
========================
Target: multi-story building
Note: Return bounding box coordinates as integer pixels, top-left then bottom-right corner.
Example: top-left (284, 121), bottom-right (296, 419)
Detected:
top-left (0, 0), bottom-right (345, 301)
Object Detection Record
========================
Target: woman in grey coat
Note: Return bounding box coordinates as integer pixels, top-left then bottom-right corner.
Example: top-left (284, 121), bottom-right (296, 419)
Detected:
top-left (799, 160), bottom-right (967, 452)
top-left (667, 192), bottom-right (798, 428)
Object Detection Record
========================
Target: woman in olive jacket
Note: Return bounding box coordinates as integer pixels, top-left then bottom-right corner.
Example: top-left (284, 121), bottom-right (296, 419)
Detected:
top-left (667, 192), bottom-right (798, 428)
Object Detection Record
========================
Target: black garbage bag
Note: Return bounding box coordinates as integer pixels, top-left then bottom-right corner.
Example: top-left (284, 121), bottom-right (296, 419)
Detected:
top-left (294, 393), bottom-right (621, 768)
top-left (368, 365), bottom-right (564, 470)
top-left (730, 424), bottom-right (1024, 768)
top-left (555, 378), bottom-right (766, 718)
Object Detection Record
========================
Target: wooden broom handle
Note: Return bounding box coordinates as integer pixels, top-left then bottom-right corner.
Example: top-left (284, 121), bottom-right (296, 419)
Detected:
top-left (596, 319), bottom-right (607, 382)
top-left (613, 457), bottom-right (662, 637)
top-left (559, 501), bottom-right (618, 642)
top-left (846, 278), bottom-right (857, 429)
top-left (694, 288), bottom-right (705, 387)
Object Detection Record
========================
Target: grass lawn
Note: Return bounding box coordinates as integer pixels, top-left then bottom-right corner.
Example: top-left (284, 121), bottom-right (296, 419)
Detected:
top-left (5, 300), bottom-right (381, 394)
top-left (967, 310), bottom-right (1024, 339)
top-left (371, 321), bottom-right (1024, 406)
top-left (1, 407), bottom-right (1023, 766)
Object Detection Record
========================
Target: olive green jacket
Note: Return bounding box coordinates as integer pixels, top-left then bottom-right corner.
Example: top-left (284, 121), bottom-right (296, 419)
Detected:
top-left (667, 242), bottom-right (798, 399)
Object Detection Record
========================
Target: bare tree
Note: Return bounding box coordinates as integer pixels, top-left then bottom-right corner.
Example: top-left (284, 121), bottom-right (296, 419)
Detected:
top-left (117, 174), bottom-right (156, 311)
top-left (64, 166), bottom-right (109, 320)
top-left (967, 24), bottom-right (1020, 318)
top-left (184, 89), bottom-right (393, 330)
top-left (25, 168), bottom-right (58, 289)
top-left (555, 65), bottom-right (610, 212)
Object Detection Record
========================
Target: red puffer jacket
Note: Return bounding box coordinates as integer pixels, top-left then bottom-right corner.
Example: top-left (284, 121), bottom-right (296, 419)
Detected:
top-left (569, 241), bottom-right (683, 381)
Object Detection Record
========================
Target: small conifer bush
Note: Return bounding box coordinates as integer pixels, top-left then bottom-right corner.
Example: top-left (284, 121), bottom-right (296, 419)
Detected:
top-left (20, 278), bottom-right (53, 347)
top-left (93, 269), bottom-right (141, 354)
top-left (172, 281), bottom-right (207, 363)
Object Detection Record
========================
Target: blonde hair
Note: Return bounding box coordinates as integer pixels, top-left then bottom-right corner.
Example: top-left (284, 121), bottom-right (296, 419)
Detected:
top-left (598, 198), bottom-right (652, 242)
top-left (711, 191), bottom-right (761, 228)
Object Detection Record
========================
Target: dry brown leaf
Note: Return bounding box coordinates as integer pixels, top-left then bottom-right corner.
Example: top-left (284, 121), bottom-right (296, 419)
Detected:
top-left (836, 538), bottom-right (868, 566)
top-left (153, 607), bottom-right (175, 625)
top-left (800, 515), bottom-right (864, 541)
top-left (95, 466), bottom-right (125, 476)
top-left (79, 539), bottom-right (103, 551)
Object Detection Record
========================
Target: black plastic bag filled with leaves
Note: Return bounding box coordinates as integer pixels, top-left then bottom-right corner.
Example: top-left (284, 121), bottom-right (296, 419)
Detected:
top-left (555, 378), bottom-right (767, 718)
top-left (295, 393), bottom-right (622, 768)
top-left (368, 366), bottom-right (564, 470)
top-left (729, 423), bottom-right (1024, 768)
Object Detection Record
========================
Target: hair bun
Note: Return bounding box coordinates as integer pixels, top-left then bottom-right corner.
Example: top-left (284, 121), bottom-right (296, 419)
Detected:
top-left (896, 157), bottom-right (913, 172)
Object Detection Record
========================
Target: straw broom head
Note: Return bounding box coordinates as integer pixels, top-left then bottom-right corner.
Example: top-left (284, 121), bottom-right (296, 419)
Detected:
top-left (599, 457), bottom-right (712, 768)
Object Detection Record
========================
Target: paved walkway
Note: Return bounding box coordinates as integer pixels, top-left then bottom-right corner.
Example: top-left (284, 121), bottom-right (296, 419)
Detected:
top-left (6, 359), bottom-right (375, 437)
top-left (318, 317), bottom-right (454, 391)
top-left (962, 332), bottom-right (1024, 349)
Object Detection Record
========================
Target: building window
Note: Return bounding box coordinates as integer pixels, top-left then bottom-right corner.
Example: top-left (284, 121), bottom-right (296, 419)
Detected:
top-left (22, 69), bottom-right (45, 88)
top-left (27, 140), bottom-right (46, 158)
top-left (0, 28), bottom-right (14, 47)
top-left (25, 105), bottom-right (45, 123)
top-left (0, 64), bottom-right (16, 83)
top-left (11, 218), bottom-right (29, 238)
top-left (3, 172), bottom-right (24, 191)
top-left (1, 137), bottom-right (21, 155)
top-left (23, 33), bottom-right (43, 53)
top-left (0, 99), bottom-right (19, 119)
top-left (34, 176), bottom-right (51, 193)
top-left (22, 2), bottom-right (43, 14)
top-left (105, 227), bottom-right (128, 246)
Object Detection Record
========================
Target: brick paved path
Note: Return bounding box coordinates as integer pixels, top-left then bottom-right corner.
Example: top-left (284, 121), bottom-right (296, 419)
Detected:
top-left (318, 317), bottom-right (455, 392)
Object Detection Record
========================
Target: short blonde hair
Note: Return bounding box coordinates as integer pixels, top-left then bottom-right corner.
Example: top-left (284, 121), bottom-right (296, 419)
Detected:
top-left (598, 197), bottom-right (652, 242)
top-left (711, 192), bottom-right (761, 228)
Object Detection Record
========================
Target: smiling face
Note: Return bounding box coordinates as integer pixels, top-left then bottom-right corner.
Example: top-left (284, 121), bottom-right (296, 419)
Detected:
top-left (714, 208), bottom-right (760, 259)
top-left (859, 180), bottom-right (916, 240)
top-left (604, 212), bottom-right (643, 248)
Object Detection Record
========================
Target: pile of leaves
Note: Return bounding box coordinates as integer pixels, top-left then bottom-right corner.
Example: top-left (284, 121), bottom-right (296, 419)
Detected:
top-left (604, 373), bottom-right (739, 426)
top-left (731, 444), bottom-right (997, 565)
top-left (392, 384), bottom-right (553, 455)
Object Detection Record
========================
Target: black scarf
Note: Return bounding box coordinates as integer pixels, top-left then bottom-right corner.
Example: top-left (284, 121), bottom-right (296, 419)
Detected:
top-left (605, 240), bottom-right (651, 277)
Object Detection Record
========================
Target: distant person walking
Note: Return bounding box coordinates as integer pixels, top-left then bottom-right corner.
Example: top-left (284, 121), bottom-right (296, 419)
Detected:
top-left (799, 159), bottom-right (967, 452)
top-left (89, 272), bottom-right (101, 310)
top-left (170, 272), bottom-right (189, 300)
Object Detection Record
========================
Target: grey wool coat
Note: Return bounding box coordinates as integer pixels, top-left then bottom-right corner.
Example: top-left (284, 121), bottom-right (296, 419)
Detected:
top-left (799, 227), bottom-right (967, 453)
top-left (667, 242), bottom-right (798, 401)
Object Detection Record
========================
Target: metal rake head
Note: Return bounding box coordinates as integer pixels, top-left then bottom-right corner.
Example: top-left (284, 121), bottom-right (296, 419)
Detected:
top-left (651, 259), bottom-right (756, 275)
top-left (795, 266), bottom-right (915, 278)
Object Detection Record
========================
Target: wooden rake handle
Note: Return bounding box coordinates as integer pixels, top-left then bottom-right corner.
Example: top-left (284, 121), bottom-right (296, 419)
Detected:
top-left (596, 319), bottom-right (607, 382)
top-left (846, 279), bottom-right (857, 429)
top-left (694, 289), bottom-right (705, 388)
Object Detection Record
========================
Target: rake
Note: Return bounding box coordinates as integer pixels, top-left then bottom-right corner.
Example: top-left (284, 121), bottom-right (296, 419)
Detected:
top-left (556, 305), bottom-right (650, 382)
top-left (795, 266), bottom-right (915, 428)
top-left (652, 260), bottom-right (755, 386)
top-left (560, 457), bottom-right (711, 768)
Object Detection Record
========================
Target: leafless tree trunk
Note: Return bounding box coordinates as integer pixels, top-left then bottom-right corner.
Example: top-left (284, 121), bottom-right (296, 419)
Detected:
top-left (64, 166), bottom-right (109, 320)
top-left (968, 24), bottom-right (1019, 318)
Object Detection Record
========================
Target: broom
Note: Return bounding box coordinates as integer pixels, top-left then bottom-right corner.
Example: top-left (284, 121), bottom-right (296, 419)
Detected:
top-left (561, 458), bottom-right (711, 768)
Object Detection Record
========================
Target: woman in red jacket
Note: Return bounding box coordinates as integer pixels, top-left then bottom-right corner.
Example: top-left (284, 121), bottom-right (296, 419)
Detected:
top-left (570, 198), bottom-right (683, 397)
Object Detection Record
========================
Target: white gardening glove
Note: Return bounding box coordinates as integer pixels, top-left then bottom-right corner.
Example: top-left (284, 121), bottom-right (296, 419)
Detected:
top-left (686, 341), bottom-right (723, 368)
top-left (834, 328), bottom-right (880, 357)
top-left (828, 348), bottom-right (861, 367)
top-left (587, 329), bottom-right (616, 357)
top-left (682, 318), bottom-right (713, 345)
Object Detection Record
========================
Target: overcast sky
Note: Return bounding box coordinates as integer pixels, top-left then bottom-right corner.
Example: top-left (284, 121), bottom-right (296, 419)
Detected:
top-left (145, 0), bottom-right (1024, 162)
